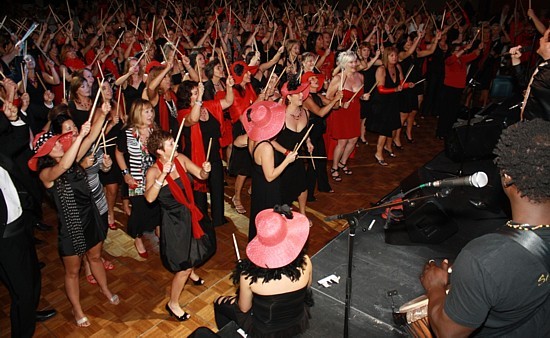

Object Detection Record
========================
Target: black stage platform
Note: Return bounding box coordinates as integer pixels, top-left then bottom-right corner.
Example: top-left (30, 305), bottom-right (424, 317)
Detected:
top-left (305, 152), bottom-right (509, 337)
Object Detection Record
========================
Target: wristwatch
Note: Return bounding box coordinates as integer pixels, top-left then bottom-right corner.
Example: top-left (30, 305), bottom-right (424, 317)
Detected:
top-left (121, 169), bottom-right (129, 176)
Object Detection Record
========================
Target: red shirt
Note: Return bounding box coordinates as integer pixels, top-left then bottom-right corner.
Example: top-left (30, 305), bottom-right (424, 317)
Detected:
top-left (443, 51), bottom-right (479, 89)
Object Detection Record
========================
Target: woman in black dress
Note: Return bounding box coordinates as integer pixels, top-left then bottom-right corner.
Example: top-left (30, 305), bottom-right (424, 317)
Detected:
top-left (239, 101), bottom-right (297, 241)
top-left (144, 130), bottom-right (212, 321)
top-left (67, 74), bottom-right (93, 128)
top-left (114, 56), bottom-right (146, 116)
top-left (272, 76), bottom-right (314, 216)
top-left (30, 120), bottom-right (119, 328)
top-left (301, 72), bottom-right (343, 200)
top-left (176, 77), bottom-right (234, 229)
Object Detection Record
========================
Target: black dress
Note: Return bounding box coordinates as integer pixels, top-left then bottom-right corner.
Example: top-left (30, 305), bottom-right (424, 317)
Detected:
top-left (368, 67), bottom-right (402, 137)
top-left (68, 101), bottom-right (90, 129)
top-left (359, 66), bottom-right (377, 120)
top-left (248, 141), bottom-right (283, 242)
top-left (306, 93), bottom-right (332, 199)
top-left (48, 168), bottom-right (105, 256)
top-left (99, 121), bottom-right (124, 186)
top-left (123, 81), bottom-right (146, 115)
top-left (276, 122), bottom-right (307, 205)
top-left (157, 178), bottom-right (195, 272)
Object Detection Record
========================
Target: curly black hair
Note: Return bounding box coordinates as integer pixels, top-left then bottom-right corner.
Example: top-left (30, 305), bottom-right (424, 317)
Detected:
top-left (231, 249), bottom-right (308, 285)
top-left (493, 119), bottom-right (550, 203)
top-left (176, 80), bottom-right (198, 109)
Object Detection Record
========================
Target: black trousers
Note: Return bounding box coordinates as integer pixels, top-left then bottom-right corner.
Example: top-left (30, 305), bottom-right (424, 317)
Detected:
top-left (436, 85), bottom-right (464, 138)
top-left (306, 130), bottom-right (332, 198)
top-left (194, 160), bottom-right (226, 226)
top-left (0, 217), bottom-right (40, 338)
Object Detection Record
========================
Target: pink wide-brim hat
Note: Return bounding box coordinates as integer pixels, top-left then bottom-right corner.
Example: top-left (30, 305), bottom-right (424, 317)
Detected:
top-left (246, 209), bottom-right (310, 269)
top-left (240, 101), bottom-right (286, 142)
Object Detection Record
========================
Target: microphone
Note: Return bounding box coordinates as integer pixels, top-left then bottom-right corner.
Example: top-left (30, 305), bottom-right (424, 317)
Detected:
top-left (423, 172), bottom-right (488, 188)
top-left (500, 46), bottom-right (533, 56)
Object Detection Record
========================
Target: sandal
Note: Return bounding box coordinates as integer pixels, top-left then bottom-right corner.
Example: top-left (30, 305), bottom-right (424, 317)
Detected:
top-left (383, 147), bottom-right (396, 158)
top-left (102, 259), bottom-right (115, 271)
top-left (75, 315), bottom-right (90, 327)
top-left (86, 274), bottom-right (97, 285)
top-left (231, 196), bottom-right (246, 214)
top-left (375, 156), bottom-right (388, 166)
top-left (338, 161), bottom-right (352, 175)
top-left (107, 294), bottom-right (120, 305)
top-left (190, 276), bottom-right (205, 286)
top-left (330, 168), bottom-right (342, 182)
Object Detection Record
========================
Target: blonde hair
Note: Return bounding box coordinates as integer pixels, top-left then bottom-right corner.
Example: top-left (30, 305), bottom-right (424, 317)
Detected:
top-left (336, 50), bottom-right (357, 69)
top-left (127, 98), bottom-right (155, 128)
top-left (382, 47), bottom-right (398, 68)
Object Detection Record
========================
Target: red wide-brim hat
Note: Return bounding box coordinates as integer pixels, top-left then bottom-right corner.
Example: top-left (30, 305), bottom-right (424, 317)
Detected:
top-left (230, 61), bottom-right (259, 85)
top-left (28, 131), bottom-right (73, 171)
top-left (280, 81), bottom-right (310, 100)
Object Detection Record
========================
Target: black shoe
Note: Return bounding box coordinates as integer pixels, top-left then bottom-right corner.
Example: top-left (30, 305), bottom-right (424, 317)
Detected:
top-left (36, 309), bottom-right (57, 322)
top-left (35, 222), bottom-right (53, 231)
top-left (165, 303), bottom-right (190, 321)
top-left (38, 261), bottom-right (46, 270)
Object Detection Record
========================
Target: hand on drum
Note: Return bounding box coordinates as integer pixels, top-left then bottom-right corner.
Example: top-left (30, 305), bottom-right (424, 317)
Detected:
top-left (420, 259), bottom-right (450, 292)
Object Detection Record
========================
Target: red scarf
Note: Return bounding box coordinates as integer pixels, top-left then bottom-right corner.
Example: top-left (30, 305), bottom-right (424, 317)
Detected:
top-left (177, 100), bottom-right (223, 192)
top-left (157, 159), bottom-right (204, 239)
top-left (158, 91), bottom-right (178, 132)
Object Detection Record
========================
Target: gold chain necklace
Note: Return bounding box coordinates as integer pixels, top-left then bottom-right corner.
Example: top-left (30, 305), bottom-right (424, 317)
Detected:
top-left (506, 220), bottom-right (550, 231)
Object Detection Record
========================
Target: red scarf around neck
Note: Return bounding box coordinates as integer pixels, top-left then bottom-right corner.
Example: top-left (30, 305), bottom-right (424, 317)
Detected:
top-left (177, 100), bottom-right (223, 192)
top-left (157, 158), bottom-right (204, 239)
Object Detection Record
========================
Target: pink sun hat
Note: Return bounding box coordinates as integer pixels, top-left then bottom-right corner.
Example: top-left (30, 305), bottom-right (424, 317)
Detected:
top-left (240, 101), bottom-right (286, 142)
top-left (246, 208), bottom-right (310, 269)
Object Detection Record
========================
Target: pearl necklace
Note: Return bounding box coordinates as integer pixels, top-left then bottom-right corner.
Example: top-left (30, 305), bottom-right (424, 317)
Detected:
top-left (506, 220), bottom-right (550, 231)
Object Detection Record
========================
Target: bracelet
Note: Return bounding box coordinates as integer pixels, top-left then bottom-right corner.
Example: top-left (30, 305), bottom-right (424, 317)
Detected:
top-left (121, 168), bottom-right (129, 176)
top-left (284, 149), bottom-right (290, 156)
top-left (195, 100), bottom-right (203, 106)
top-left (155, 179), bottom-right (163, 186)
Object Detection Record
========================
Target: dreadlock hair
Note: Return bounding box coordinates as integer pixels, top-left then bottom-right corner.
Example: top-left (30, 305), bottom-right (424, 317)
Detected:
top-left (493, 119), bottom-right (550, 203)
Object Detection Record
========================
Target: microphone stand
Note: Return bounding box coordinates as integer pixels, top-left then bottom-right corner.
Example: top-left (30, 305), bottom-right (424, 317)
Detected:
top-left (457, 78), bottom-right (480, 176)
top-left (326, 190), bottom-right (452, 338)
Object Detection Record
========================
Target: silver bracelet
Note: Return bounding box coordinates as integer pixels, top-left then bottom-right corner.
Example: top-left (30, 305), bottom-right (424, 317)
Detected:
top-left (155, 179), bottom-right (163, 186)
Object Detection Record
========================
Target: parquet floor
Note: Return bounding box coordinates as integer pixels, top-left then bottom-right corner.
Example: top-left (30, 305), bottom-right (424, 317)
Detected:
top-left (0, 117), bottom-right (444, 337)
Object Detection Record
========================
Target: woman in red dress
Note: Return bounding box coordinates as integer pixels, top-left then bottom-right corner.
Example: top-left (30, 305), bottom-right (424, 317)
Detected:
top-left (325, 51), bottom-right (366, 182)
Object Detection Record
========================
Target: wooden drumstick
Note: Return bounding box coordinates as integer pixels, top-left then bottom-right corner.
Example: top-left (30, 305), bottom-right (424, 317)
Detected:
top-left (169, 117), bottom-right (186, 162)
top-left (232, 233), bottom-right (241, 261)
top-left (87, 79), bottom-right (104, 122)
top-left (293, 124), bottom-right (314, 152)
top-left (206, 137), bottom-right (212, 161)
top-left (345, 84), bottom-right (364, 104)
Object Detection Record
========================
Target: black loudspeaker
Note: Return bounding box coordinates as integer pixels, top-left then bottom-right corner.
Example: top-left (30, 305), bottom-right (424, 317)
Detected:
top-left (445, 118), bottom-right (503, 162)
top-left (404, 198), bottom-right (459, 244)
top-left (394, 169), bottom-right (459, 244)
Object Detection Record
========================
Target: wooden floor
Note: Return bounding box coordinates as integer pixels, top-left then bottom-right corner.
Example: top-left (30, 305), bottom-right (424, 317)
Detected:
top-left (0, 117), bottom-right (444, 337)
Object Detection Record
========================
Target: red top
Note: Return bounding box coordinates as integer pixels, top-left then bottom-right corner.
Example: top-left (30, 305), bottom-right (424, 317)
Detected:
top-left (443, 52), bottom-right (479, 89)
top-left (228, 84), bottom-right (257, 123)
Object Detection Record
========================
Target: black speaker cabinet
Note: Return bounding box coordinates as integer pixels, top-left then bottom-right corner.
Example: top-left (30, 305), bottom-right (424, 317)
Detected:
top-left (445, 118), bottom-right (503, 162)
top-left (404, 199), bottom-right (459, 244)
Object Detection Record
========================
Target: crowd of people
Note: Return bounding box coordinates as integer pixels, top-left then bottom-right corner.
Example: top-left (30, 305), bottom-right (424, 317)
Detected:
top-left (0, 0), bottom-right (549, 336)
